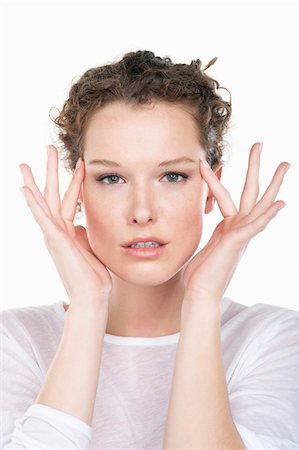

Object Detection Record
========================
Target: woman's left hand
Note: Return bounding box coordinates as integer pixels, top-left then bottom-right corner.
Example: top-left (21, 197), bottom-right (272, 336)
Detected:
top-left (182, 142), bottom-right (290, 305)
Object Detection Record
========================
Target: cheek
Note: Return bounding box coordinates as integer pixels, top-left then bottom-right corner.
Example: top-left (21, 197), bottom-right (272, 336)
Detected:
top-left (81, 185), bottom-right (205, 281)
top-left (167, 189), bottom-right (205, 255)
top-left (82, 191), bottom-right (120, 247)
top-left (182, 206), bottom-right (204, 246)
top-left (82, 182), bottom-right (205, 240)
top-left (169, 187), bottom-right (205, 226)
top-left (85, 201), bottom-right (118, 233)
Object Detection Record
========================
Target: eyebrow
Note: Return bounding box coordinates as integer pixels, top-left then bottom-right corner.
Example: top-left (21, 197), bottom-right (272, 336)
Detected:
top-left (87, 156), bottom-right (197, 168)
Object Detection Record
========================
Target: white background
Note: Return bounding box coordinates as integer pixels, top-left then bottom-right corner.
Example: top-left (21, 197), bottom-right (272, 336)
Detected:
top-left (1, 1), bottom-right (298, 311)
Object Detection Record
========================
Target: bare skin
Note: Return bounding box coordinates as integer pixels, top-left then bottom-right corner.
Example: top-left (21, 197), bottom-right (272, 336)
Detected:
top-left (20, 100), bottom-right (289, 338)
top-left (62, 100), bottom-right (222, 337)
top-left (19, 146), bottom-right (113, 310)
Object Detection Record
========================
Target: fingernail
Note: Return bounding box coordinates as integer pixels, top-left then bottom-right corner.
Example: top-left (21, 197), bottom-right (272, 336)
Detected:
top-left (284, 163), bottom-right (291, 173)
top-left (201, 160), bottom-right (210, 169)
top-left (19, 186), bottom-right (26, 196)
top-left (277, 202), bottom-right (286, 211)
top-left (75, 157), bottom-right (82, 170)
top-left (259, 142), bottom-right (263, 153)
top-left (46, 145), bottom-right (51, 157)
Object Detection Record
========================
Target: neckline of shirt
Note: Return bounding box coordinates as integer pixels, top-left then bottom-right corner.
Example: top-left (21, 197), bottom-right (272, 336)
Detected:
top-left (53, 297), bottom-right (232, 346)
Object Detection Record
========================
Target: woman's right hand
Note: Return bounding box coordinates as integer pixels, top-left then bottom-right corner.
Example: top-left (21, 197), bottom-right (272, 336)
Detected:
top-left (19, 144), bottom-right (113, 310)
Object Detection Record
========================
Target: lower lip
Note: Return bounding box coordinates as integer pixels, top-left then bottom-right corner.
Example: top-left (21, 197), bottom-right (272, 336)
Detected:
top-left (122, 244), bottom-right (167, 258)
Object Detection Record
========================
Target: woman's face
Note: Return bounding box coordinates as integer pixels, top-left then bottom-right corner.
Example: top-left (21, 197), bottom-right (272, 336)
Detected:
top-left (80, 100), bottom-right (217, 286)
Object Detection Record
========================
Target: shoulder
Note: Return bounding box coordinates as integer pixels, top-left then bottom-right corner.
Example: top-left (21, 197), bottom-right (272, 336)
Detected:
top-left (221, 297), bottom-right (298, 354)
top-left (0, 302), bottom-right (64, 355)
top-left (1, 301), bottom-right (63, 328)
top-left (220, 299), bottom-right (299, 397)
top-left (222, 296), bottom-right (299, 337)
top-left (221, 297), bottom-right (299, 372)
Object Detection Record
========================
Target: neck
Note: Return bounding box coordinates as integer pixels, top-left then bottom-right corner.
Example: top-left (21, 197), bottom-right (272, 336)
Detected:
top-left (105, 271), bottom-right (186, 337)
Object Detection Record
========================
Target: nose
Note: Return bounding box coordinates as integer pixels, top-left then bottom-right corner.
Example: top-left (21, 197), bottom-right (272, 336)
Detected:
top-left (128, 187), bottom-right (157, 224)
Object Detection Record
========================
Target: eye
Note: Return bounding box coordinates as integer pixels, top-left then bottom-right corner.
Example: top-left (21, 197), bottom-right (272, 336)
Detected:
top-left (96, 174), bottom-right (124, 184)
top-left (162, 172), bottom-right (189, 183)
top-left (96, 172), bottom-right (190, 184)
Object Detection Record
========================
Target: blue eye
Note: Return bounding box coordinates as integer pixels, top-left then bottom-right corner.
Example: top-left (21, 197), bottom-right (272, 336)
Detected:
top-left (97, 174), bottom-right (123, 184)
top-left (164, 172), bottom-right (189, 183)
top-left (96, 172), bottom-right (189, 184)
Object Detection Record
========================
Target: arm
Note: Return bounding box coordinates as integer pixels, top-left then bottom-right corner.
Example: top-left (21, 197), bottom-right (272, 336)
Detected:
top-left (1, 301), bottom-right (108, 449)
top-left (163, 142), bottom-right (290, 448)
top-left (35, 300), bottom-right (108, 426)
top-left (18, 145), bottom-right (112, 427)
top-left (229, 307), bottom-right (299, 449)
top-left (163, 299), bottom-right (246, 450)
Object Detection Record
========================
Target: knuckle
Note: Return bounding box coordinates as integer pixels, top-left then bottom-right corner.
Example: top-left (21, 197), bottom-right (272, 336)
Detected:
top-left (234, 228), bottom-right (245, 243)
top-left (222, 185), bottom-right (230, 195)
top-left (256, 215), bottom-right (268, 230)
top-left (252, 185), bottom-right (259, 198)
top-left (223, 230), bottom-right (241, 246)
top-left (45, 223), bottom-right (66, 244)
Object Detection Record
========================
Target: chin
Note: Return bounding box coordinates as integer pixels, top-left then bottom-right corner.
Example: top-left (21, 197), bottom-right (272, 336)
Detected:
top-left (106, 263), bottom-right (183, 287)
top-left (104, 242), bottom-right (199, 286)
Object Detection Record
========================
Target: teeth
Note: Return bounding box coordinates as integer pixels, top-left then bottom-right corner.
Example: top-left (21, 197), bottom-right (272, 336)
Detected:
top-left (129, 241), bottom-right (161, 248)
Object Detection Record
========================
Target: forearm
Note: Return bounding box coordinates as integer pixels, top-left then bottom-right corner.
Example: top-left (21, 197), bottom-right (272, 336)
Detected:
top-left (35, 299), bottom-right (108, 426)
top-left (163, 299), bottom-right (245, 449)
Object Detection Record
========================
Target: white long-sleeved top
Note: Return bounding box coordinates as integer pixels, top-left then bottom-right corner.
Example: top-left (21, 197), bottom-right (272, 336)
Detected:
top-left (1, 296), bottom-right (298, 450)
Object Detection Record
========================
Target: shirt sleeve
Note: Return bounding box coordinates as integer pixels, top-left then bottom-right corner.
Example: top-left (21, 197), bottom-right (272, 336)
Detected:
top-left (228, 308), bottom-right (299, 450)
top-left (0, 320), bottom-right (92, 449)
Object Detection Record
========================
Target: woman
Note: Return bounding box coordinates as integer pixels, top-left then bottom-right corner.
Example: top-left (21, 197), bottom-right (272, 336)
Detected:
top-left (1, 50), bottom-right (298, 449)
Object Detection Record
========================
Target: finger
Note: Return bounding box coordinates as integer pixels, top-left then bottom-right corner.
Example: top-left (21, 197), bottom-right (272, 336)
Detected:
top-left (20, 185), bottom-right (65, 241)
top-left (73, 226), bottom-right (112, 284)
top-left (200, 160), bottom-right (238, 217)
top-left (61, 158), bottom-right (84, 238)
top-left (74, 225), bottom-right (94, 253)
top-left (44, 145), bottom-right (62, 219)
top-left (19, 184), bottom-right (97, 278)
top-left (239, 142), bottom-right (261, 214)
top-left (232, 200), bottom-right (285, 244)
top-left (183, 224), bottom-right (222, 283)
top-left (246, 162), bottom-right (290, 223)
top-left (19, 164), bottom-right (52, 218)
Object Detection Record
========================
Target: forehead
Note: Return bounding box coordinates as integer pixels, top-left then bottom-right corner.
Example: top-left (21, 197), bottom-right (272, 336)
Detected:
top-left (83, 100), bottom-right (203, 159)
top-left (86, 99), bottom-right (196, 125)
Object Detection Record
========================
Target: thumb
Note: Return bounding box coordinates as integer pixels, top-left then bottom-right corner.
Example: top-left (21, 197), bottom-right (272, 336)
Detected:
top-left (74, 225), bottom-right (95, 254)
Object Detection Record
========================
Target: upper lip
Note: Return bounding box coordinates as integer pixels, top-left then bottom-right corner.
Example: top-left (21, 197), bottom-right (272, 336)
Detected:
top-left (122, 236), bottom-right (167, 247)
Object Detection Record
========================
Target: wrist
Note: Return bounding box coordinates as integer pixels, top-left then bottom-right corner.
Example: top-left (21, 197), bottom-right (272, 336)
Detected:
top-left (183, 289), bottom-right (221, 308)
top-left (66, 297), bottom-right (109, 319)
top-left (181, 293), bottom-right (221, 324)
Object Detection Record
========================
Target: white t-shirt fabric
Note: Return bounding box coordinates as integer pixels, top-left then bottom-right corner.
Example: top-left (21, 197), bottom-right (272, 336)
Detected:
top-left (1, 296), bottom-right (298, 450)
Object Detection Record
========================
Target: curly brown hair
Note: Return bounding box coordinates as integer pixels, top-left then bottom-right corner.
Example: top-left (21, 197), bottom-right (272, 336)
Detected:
top-left (50, 49), bottom-right (232, 209)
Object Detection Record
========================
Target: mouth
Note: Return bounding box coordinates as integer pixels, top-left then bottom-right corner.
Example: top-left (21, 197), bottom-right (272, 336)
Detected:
top-left (122, 243), bottom-right (167, 258)
top-left (122, 236), bottom-right (167, 247)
